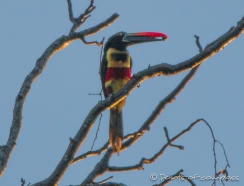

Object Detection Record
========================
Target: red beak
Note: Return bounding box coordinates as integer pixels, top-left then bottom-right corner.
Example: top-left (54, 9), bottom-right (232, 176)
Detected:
top-left (123, 31), bottom-right (168, 45)
top-left (130, 32), bottom-right (168, 40)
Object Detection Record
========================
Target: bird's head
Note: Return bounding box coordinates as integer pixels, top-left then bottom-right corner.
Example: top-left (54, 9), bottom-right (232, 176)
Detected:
top-left (104, 31), bottom-right (168, 51)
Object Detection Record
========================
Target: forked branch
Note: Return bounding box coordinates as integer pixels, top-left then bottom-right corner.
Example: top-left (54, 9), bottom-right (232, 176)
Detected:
top-left (0, 0), bottom-right (119, 179)
top-left (67, 0), bottom-right (96, 34)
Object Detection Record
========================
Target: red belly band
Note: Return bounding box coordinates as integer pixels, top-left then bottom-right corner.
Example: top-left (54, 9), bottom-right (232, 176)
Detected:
top-left (105, 67), bottom-right (132, 81)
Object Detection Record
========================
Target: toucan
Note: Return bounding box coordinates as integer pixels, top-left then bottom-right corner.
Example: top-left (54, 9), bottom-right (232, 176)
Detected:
top-left (100, 31), bottom-right (168, 154)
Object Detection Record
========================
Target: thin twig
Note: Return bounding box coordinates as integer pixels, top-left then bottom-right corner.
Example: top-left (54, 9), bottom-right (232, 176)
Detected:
top-left (200, 119), bottom-right (218, 186)
top-left (99, 37), bottom-right (105, 60)
top-left (215, 140), bottom-right (231, 168)
top-left (81, 37), bottom-right (103, 46)
top-left (91, 113), bottom-right (103, 150)
top-left (96, 176), bottom-right (113, 184)
top-left (194, 35), bottom-right (203, 52)
top-left (72, 141), bottom-right (109, 164)
top-left (20, 178), bottom-right (30, 186)
top-left (89, 36), bottom-right (105, 149)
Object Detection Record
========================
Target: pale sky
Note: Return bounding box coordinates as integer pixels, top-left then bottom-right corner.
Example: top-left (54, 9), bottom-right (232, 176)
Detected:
top-left (0, 1), bottom-right (243, 186)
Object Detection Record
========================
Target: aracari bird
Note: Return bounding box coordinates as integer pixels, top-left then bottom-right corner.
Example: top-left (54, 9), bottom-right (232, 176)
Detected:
top-left (100, 31), bottom-right (167, 154)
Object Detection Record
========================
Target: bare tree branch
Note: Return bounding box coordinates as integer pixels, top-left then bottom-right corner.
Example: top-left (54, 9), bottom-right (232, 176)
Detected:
top-left (0, 2), bottom-right (119, 178)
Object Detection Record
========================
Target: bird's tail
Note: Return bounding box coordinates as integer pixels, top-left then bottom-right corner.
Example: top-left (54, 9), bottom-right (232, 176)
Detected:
top-left (109, 108), bottom-right (123, 155)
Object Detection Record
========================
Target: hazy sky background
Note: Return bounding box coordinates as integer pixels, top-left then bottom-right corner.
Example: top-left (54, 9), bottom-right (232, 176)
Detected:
top-left (0, 1), bottom-right (243, 185)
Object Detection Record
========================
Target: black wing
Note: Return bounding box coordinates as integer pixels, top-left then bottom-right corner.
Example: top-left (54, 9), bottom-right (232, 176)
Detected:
top-left (99, 53), bottom-right (108, 98)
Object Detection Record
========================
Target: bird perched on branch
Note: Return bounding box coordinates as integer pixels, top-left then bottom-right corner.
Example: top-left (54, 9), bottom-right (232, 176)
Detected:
top-left (100, 31), bottom-right (168, 154)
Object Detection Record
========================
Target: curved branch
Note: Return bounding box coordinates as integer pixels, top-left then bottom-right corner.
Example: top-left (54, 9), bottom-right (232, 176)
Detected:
top-left (0, 12), bottom-right (119, 178)
top-left (81, 36), bottom-right (104, 46)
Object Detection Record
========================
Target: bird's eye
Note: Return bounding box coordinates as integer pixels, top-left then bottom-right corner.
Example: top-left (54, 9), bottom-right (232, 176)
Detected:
top-left (116, 32), bottom-right (124, 37)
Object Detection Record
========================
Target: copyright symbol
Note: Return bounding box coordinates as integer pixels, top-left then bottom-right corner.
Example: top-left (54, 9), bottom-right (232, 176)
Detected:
top-left (150, 173), bottom-right (157, 181)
